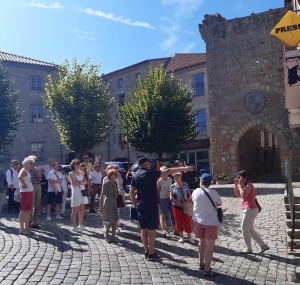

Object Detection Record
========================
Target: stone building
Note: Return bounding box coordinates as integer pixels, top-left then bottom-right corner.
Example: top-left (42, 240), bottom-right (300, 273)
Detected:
top-left (199, 7), bottom-right (300, 181)
top-left (104, 53), bottom-right (211, 172)
top-left (0, 51), bottom-right (107, 168)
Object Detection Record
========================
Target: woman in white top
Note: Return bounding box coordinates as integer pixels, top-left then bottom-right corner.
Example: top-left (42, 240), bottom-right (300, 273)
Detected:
top-left (69, 159), bottom-right (88, 232)
top-left (157, 166), bottom-right (175, 237)
top-left (192, 173), bottom-right (222, 277)
top-left (18, 156), bottom-right (34, 235)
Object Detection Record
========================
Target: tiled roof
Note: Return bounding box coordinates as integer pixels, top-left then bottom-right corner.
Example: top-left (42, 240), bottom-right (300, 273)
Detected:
top-left (165, 53), bottom-right (206, 73)
top-left (0, 51), bottom-right (55, 67)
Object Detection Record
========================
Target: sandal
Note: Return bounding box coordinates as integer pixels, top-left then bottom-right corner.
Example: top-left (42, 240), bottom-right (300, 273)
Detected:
top-left (202, 268), bottom-right (218, 277)
top-left (199, 264), bottom-right (205, 270)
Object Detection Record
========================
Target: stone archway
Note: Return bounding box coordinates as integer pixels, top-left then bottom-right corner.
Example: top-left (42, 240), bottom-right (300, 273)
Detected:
top-left (229, 119), bottom-right (291, 179)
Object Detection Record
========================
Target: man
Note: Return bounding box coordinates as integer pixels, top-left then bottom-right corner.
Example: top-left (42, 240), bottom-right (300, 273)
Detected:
top-left (28, 156), bottom-right (42, 229)
top-left (43, 158), bottom-right (54, 179)
top-left (6, 159), bottom-right (20, 213)
top-left (174, 160), bottom-right (190, 185)
top-left (96, 155), bottom-right (105, 176)
top-left (82, 154), bottom-right (94, 176)
top-left (89, 162), bottom-right (102, 213)
top-left (130, 157), bottom-right (194, 261)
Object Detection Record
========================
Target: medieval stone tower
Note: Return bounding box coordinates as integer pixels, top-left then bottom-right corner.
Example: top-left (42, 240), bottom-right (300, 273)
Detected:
top-left (199, 8), bottom-right (300, 181)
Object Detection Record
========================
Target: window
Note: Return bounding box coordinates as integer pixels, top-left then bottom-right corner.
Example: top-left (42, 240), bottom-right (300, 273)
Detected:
top-left (118, 78), bottom-right (124, 88)
top-left (192, 74), bottom-right (204, 97)
top-left (118, 94), bottom-right (125, 106)
top-left (31, 77), bottom-right (42, 90)
top-left (195, 109), bottom-right (207, 136)
top-left (180, 150), bottom-right (209, 172)
top-left (31, 143), bottom-right (45, 160)
top-left (0, 145), bottom-right (10, 162)
top-left (135, 72), bottom-right (141, 80)
top-left (31, 105), bottom-right (44, 123)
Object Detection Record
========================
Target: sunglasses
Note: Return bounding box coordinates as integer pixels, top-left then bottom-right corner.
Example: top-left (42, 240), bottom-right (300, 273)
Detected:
top-left (75, 162), bottom-right (80, 165)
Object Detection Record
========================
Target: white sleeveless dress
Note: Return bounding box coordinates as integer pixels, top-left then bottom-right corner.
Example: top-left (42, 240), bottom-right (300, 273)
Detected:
top-left (71, 172), bottom-right (88, 207)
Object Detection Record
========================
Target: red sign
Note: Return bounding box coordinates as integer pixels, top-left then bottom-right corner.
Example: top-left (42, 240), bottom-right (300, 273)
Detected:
top-left (223, 142), bottom-right (228, 147)
top-left (211, 139), bottom-right (216, 144)
top-left (218, 149), bottom-right (222, 155)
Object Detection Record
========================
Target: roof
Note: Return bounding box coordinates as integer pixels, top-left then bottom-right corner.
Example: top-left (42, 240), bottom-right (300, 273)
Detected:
top-left (0, 51), bottom-right (55, 67)
top-left (104, 57), bottom-right (172, 78)
top-left (165, 53), bottom-right (206, 73)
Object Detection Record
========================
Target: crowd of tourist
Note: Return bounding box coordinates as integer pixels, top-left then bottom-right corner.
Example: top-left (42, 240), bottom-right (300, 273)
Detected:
top-left (0, 154), bottom-right (269, 277)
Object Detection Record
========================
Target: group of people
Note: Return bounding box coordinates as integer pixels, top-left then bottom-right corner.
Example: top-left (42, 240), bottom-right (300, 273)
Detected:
top-left (129, 157), bottom-right (270, 277)
top-left (0, 154), bottom-right (270, 277)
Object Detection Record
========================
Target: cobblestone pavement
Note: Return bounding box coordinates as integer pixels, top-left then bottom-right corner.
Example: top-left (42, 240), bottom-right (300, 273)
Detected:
top-left (0, 183), bottom-right (298, 285)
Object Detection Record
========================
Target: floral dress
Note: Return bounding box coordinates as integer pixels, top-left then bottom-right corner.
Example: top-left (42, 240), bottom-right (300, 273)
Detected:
top-left (102, 181), bottom-right (119, 221)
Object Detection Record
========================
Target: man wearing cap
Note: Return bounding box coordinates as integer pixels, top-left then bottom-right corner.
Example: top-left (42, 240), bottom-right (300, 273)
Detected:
top-left (192, 173), bottom-right (222, 276)
top-left (6, 159), bottom-right (20, 213)
top-left (130, 156), bottom-right (194, 261)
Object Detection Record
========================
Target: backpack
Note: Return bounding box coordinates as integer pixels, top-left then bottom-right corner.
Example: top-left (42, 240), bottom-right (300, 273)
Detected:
top-left (3, 168), bottom-right (13, 187)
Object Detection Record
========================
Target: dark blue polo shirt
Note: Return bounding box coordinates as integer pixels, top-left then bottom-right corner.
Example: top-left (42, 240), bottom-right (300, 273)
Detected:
top-left (131, 168), bottom-right (161, 205)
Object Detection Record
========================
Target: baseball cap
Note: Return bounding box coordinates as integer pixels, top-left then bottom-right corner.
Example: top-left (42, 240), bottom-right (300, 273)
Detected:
top-left (138, 157), bottom-right (150, 165)
top-left (200, 173), bottom-right (212, 184)
top-left (11, 159), bottom-right (19, 163)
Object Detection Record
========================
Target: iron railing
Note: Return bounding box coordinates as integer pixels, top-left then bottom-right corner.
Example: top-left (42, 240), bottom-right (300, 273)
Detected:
top-left (195, 123), bottom-right (207, 136)
top-left (285, 159), bottom-right (295, 251)
top-left (192, 82), bottom-right (205, 97)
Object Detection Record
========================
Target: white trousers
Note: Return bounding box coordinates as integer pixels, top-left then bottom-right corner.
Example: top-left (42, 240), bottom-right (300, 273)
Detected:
top-left (241, 208), bottom-right (265, 250)
top-left (61, 190), bottom-right (68, 214)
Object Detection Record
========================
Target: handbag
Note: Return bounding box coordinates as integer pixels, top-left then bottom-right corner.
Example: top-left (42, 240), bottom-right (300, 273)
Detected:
top-left (255, 198), bottom-right (262, 213)
top-left (14, 187), bottom-right (20, 203)
top-left (201, 187), bottom-right (223, 223)
top-left (130, 207), bottom-right (139, 220)
top-left (117, 194), bottom-right (125, 208)
top-left (183, 202), bottom-right (194, 217)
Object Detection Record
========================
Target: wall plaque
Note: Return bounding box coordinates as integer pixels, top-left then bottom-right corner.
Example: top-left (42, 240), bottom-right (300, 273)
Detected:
top-left (245, 91), bottom-right (264, 114)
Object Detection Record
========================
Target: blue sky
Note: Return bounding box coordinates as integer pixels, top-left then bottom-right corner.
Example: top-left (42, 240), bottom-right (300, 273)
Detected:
top-left (0, 0), bottom-right (283, 74)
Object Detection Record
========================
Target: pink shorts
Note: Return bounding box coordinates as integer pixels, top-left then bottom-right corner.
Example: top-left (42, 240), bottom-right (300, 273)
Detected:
top-left (20, 192), bottom-right (33, 211)
top-left (194, 221), bottom-right (218, 240)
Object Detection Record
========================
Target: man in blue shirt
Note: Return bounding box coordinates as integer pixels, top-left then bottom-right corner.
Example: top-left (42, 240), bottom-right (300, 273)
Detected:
top-left (130, 157), bottom-right (194, 261)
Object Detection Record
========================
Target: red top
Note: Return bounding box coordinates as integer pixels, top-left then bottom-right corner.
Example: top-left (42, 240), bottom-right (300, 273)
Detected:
top-left (241, 182), bottom-right (257, 209)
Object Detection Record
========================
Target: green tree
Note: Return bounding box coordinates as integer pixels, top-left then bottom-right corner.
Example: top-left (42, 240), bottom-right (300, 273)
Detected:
top-left (43, 58), bottom-right (114, 158)
top-left (0, 61), bottom-right (21, 156)
top-left (118, 64), bottom-right (196, 159)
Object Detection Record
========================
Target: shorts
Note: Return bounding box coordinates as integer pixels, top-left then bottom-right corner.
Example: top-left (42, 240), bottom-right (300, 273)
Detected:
top-left (137, 202), bottom-right (159, 230)
top-left (194, 221), bottom-right (218, 240)
top-left (20, 192), bottom-right (33, 211)
top-left (47, 191), bottom-right (62, 205)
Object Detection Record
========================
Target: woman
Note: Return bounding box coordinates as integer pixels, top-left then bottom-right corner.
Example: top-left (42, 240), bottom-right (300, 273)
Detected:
top-left (192, 173), bottom-right (222, 276)
top-left (18, 157), bottom-right (34, 235)
top-left (80, 163), bottom-right (91, 198)
top-left (58, 166), bottom-right (69, 217)
top-left (234, 170), bottom-right (269, 254)
top-left (157, 166), bottom-right (176, 237)
top-left (99, 168), bottom-right (119, 243)
top-left (69, 159), bottom-right (88, 232)
top-left (170, 172), bottom-right (194, 244)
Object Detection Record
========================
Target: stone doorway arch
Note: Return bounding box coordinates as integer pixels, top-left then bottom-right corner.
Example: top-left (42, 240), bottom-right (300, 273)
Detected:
top-left (229, 119), bottom-right (291, 179)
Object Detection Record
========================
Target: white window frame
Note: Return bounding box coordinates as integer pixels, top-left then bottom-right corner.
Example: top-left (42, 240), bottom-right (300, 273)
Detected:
top-left (31, 77), bottom-right (42, 90)
top-left (31, 143), bottom-right (45, 161)
top-left (31, 105), bottom-right (44, 123)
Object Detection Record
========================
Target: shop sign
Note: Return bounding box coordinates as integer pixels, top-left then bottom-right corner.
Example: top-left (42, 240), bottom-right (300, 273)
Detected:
top-left (181, 138), bottom-right (210, 150)
top-left (270, 10), bottom-right (300, 47)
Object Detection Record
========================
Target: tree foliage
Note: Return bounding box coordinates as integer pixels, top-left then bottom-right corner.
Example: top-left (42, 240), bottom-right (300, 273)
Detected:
top-left (118, 64), bottom-right (196, 158)
top-left (0, 61), bottom-right (21, 155)
top-left (43, 58), bottom-right (114, 156)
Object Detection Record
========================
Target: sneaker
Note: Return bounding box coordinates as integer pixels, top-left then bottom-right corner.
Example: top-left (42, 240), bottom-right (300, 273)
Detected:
top-left (187, 238), bottom-right (195, 244)
top-left (55, 215), bottom-right (63, 220)
top-left (147, 252), bottom-right (160, 261)
top-left (46, 216), bottom-right (52, 221)
top-left (72, 227), bottom-right (80, 233)
top-left (165, 231), bottom-right (171, 238)
top-left (144, 252), bottom-right (149, 260)
top-left (78, 226), bottom-right (87, 231)
top-left (179, 238), bottom-right (184, 243)
top-left (89, 209), bottom-right (97, 213)
top-left (257, 245), bottom-right (270, 255)
top-left (31, 224), bottom-right (41, 229)
top-left (240, 248), bottom-right (253, 254)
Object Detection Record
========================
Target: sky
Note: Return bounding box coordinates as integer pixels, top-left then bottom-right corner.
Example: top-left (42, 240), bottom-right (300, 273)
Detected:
top-left (0, 0), bottom-right (284, 74)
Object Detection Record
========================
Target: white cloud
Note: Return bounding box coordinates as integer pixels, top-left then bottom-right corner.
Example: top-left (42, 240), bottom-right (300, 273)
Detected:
top-left (81, 8), bottom-right (156, 30)
top-left (181, 43), bottom-right (196, 52)
top-left (74, 28), bottom-right (95, 40)
top-left (160, 18), bottom-right (180, 51)
top-left (182, 30), bottom-right (196, 35)
top-left (162, 0), bottom-right (204, 18)
top-left (23, 1), bottom-right (64, 9)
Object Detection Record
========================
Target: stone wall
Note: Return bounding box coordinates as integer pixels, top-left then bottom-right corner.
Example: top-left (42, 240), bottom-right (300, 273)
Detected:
top-left (199, 8), bottom-right (300, 181)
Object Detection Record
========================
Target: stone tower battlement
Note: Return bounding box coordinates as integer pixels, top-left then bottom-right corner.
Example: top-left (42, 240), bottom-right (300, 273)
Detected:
top-left (199, 8), bottom-right (286, 44)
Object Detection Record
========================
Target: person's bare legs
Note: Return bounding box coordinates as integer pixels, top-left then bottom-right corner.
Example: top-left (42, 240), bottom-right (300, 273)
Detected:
top-left (106, 220), bottom-right (115, 235)
top-left (204, 239), bottom-right (216, 272)
top-left (187, 232), bottom-right (192, 239)
top-left (78, 204), bottom-right (84, 226)
top-left (199, 238), bottom-right (206, 266)
top-left (148, 229), bottom-right (156, 254)
top-left (56, 203), bottom-right (60, 216)
top-left (111, 221), bottom-right (117, 239)
top-left (19, 211), bottom-right (25, 232)
top-left (71, 207), bottom-right (79, 227)
top-left (141, 229), bottom-right (149, 253)
top-left (25, 211), bottom-right (31, 231)
top-left (46, 204), bottom-right (52, 218)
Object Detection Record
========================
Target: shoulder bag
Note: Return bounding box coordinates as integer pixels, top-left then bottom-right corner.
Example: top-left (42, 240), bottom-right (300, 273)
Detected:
top-left (201, 187), bottom-right (223, 223)
top-left (53, 172), bottom-right (64, 194)
top-left (73, 173), bottom-right (87, 197)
